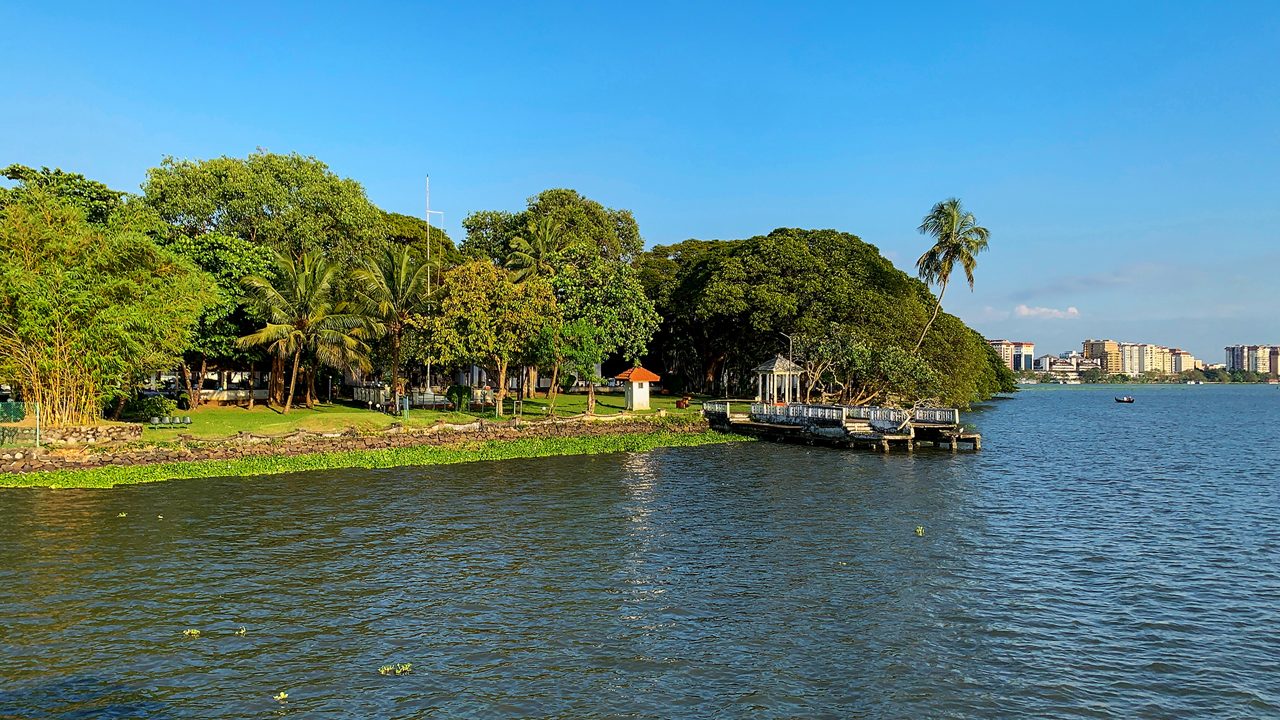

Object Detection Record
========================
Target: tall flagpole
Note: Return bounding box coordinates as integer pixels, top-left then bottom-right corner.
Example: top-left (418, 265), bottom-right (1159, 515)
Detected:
top-left (430, 178), bottom-right (435, 392)
top-left (424, 177), bottom-right (444, 392)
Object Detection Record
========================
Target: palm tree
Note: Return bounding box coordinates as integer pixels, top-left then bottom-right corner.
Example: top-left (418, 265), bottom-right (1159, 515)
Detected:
top-left (505, 216), bottom-right (566, 283)
top-left (238, 251), bottom-right (370, 414)
top-left (350, 246), bottom-right (432, 405)
top-left (914, 198), bottom-right (989, 352)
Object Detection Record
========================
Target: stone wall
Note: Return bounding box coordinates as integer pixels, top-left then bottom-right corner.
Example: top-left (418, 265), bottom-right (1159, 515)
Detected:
top-left (2, 424), bottom-right (143, 447)
top-left (0, 415), bottom-right (704, 474)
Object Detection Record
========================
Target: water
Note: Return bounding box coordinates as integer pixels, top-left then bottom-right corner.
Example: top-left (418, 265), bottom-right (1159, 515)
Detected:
top-left (1, 384), bottom-right (1278, 718)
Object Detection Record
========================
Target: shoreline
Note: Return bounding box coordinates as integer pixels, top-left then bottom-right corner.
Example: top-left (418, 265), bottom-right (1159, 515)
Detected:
top-left (0, 420), bottom-right (748, 489)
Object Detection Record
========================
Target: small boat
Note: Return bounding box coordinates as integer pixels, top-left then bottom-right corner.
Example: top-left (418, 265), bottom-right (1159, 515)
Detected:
top-left (1115, 396), bottom-right (1135, 403)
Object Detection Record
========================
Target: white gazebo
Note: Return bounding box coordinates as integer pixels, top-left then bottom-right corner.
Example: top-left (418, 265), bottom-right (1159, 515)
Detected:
top-left (753, 355), bottom-right (802, 405)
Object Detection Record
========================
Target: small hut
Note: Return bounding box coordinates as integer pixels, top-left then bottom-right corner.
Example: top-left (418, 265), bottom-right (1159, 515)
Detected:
top-left (753, 355), bottom-right (802, 405)
top-left (615, 366), bottom-right (661, 411)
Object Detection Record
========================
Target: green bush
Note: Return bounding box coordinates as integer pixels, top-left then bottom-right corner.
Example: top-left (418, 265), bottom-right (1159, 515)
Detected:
top-left (124, 395), bottom-right (177, 420)
top-left (445, 385), bottom-right (471, 411)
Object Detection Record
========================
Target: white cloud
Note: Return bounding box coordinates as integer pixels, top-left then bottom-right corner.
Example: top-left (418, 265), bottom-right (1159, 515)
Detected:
top-left (1014, 304), bottom-right (1080, 320)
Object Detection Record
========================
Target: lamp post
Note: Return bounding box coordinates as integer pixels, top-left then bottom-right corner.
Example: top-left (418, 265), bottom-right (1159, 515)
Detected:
top-left (778, 331), bottom-right (794, 364)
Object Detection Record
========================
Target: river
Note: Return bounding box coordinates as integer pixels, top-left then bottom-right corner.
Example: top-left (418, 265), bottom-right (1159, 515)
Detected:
top-left (1, 384), bottom-right (1278, 718)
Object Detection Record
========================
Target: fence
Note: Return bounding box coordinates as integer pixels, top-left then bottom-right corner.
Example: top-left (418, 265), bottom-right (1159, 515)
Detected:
top-left (0, 402), bottom-right (37, 448)
top-left (0, 402), bottom-right (25, 423)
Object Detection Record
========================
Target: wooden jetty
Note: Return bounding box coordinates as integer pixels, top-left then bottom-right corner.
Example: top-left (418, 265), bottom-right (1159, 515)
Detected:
top-left (702, 401), bottom-right (981, 453)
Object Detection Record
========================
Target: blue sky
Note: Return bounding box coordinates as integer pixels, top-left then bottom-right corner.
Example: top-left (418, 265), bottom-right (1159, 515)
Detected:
top-left (3, 1), bottom-right (1277, 360)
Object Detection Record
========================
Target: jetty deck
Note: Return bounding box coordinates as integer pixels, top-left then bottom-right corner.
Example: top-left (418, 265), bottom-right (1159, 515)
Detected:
top-left (703, 401), bottom-right (980, 453)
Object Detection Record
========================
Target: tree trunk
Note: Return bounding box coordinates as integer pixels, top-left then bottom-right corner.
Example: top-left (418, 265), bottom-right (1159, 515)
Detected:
top-left (914, 278), bottom-right (948, 352)
top-left (193, 357), bottom-right (207, 408)
top-left (180, 361), bottom-right (194, 406)
top-left (390, 332), bottom-right (402, 413)
top-left (270, 355), bottom-right (284, 406)
top-left (109, 393), bottom-right (126, 421)
top-left (587, 380), bottom-right (596, 415)
top-left (494, 360), bottom-right (508, 417)
top-left (703, 353), bottom-right (726, 395)
top-left (305, 367), bottom-right (315, 408)
top-left (283, 348), bottom-right (301, 414)
top-left (548, 364), bottom-right (560, 416)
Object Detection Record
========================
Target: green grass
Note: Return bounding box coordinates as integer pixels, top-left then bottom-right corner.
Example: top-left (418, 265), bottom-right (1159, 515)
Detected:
top-left (0, 429), bottom-right (749, 489)
top-left (140, 391), bottom-right (703, 442)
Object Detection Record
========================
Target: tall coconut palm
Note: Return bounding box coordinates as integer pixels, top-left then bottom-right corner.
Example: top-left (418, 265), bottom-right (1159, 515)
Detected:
top-left (350, 245), bottom-right (432, 404)
top-left (505, 216), bottom-right (567, 283)
top-left (238, 251), bottom-right (370, 414)
top-left (914, 198), bottom-right (989, 352)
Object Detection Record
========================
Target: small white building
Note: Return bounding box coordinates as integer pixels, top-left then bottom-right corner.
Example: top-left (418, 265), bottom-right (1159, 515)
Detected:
top-left (615, 366), bottom-right (660, 411)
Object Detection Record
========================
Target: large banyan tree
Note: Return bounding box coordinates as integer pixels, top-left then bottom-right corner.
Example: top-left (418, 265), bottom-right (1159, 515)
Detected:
top-left (636, 227), bottom-right (1014, 407)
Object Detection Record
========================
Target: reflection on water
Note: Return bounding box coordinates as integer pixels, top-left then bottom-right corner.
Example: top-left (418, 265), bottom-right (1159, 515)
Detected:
top-left (1, 384), bottom-right (1278, 718)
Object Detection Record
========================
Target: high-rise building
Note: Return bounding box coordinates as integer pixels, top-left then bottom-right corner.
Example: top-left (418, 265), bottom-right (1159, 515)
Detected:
top-left (1170, 349), bottom-right (1198, 374)
top-left (988, 339), bottom-right (1036, 371)
top-left (1225, 345), bottom-right (1280, 374)
top-left (1082, 339), bottom-right (1121, 374)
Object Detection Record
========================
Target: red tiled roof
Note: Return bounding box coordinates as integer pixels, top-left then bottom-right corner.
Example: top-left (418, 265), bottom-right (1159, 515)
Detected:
top-left (615, 366), bottom-right (660, 382)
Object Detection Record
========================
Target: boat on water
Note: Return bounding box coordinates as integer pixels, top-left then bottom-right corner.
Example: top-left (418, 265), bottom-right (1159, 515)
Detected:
top-left (1115, 396), bottom-right (1135, 403)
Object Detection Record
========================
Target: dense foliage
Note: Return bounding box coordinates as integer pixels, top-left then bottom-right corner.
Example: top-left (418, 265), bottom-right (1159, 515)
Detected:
top-left (0, 151), bottom-right (1013, 424)
top-left (0, 189), bottom-right (214, 425)
top-left (636, 228), bottom-right (1014, 406)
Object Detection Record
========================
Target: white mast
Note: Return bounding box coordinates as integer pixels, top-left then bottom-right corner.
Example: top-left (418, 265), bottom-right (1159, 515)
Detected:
top-left (424, 176), bottom-right (444, 391)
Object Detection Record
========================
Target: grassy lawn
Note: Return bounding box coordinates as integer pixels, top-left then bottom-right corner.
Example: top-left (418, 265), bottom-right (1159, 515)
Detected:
top-left (139, 391), bottom-right (704, 442)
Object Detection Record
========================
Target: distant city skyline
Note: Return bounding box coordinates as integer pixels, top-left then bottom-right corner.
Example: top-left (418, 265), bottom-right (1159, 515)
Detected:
top-left (2, 2), bottom-right (1278, 358)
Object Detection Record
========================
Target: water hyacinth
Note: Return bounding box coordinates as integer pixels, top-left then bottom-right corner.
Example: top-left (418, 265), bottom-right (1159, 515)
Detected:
top-left (0, 430), bottom-right (750, 489)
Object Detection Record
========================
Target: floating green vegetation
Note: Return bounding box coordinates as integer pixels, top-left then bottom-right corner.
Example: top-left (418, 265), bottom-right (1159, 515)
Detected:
top-left (379, 663), bottom-right (413, 676)
top-left (234, 626), bottom-right (247, 636)
top-left (182, 628), bottom-right (201, 638)
top-left (116, 512), bottom-right (127, 518)
top-left (0, 429), bottom-right (750, 489)
top-left (273, 691), bottom-right (288, 703)
top-left (915, 525), bottom-right (925, 537)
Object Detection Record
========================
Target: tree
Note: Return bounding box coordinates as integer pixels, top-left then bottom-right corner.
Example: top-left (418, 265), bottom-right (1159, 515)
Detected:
top-left (0, 190), bottom-right (214, 426)
top-left (143, 151), bottom-right (384, 263)
top-left (462, 188), bottom-right (642, 263)
top-left (420, 261), bottom-right (557, 416)
top-left (636, 228), bottom-right (1010, 405)
top-left (382, 210), bottom-right (462, 268)
top-left (554, 259), bottom-right (659, 364)
top-left (792, 324), bottom-right (859, 402)
top-left (160, 232), bottom-right (276, 407)
top-left (1, 164), bottom-right (124, 224)
top-left (914, 198), bottom-right (989, 351)
top-left (238, 251), bottom-right (370, 414)
top-left (560, 320), bottom-right (606, 415)
top-left (351, 246), bottom-right (432, 406)
top-left (506, 216), bottom-right (568, 283)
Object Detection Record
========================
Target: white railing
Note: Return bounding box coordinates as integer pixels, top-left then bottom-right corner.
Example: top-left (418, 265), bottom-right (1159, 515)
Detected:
top-left (748, 403), bottom-right (847, 427)
top-left (705, 401), bottom-right (963, 429)
top-left (702, 401), bottom-right (731, 416)
top-left (911, 407), bottom-right (959, 425)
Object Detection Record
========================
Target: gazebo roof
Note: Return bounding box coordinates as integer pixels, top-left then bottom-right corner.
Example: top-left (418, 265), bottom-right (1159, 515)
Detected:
top-left (615, 366), bottom-right (661, 382)
top-left (752, 355), bottom-right (802, 374)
